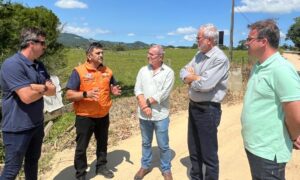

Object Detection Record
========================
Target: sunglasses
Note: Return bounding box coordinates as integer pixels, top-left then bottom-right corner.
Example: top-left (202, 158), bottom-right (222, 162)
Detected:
top-left (29, 39), bottom-right (46, 46)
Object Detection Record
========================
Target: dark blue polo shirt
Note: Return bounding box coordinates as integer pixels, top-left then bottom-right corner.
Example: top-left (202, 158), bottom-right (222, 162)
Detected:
top-left (0, 52), bottom-right (50, 132)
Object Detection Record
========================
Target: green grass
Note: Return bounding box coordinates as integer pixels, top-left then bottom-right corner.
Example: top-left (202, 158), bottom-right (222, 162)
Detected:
top-left (44, 112), bottom-right (75, 143)
top-left (58, 48), bottom-right (249, 92)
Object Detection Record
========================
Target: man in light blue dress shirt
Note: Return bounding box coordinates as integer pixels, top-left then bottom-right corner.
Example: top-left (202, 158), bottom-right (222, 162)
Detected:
top-left (134, 45), bottom-right (175, 180)
top-left (180, 24), bottom-right (229, 180)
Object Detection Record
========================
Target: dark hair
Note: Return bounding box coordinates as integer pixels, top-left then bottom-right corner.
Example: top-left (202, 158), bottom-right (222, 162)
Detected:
top-left (20, 27), bottom-right (46, 49)
top-left (248, 19), bottom-right (280, 49)
top-left (86, 42), bottom-right (103, 55)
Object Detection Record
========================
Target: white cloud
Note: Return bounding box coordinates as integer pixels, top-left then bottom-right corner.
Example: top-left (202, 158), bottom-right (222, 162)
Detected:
top-left (235, 0), bottom-right (300, 13)
top-left (95, 28), bottom-right (111, 34)
top-left (62, 25), bottom-right (110, 36)
top-left (183, 34), bottom-right (197, 41)
top-left (55, 0), bottom-right (88, 9)
top-left (280, 31), bottom-right (286, 39)
top-left (168, 26), bottom-right (197, 35)
top-left (156, 35), bottom-right (165, 39)
top-left (63, 26), bottom-right (89, 34)
top-left (127, 33), bottom-right (135, 36)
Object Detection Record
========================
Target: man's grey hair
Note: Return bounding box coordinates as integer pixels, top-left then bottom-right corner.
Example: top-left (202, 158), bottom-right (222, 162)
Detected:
top-left (200, 24), bottom-right (219, 45)
top-left (151, 44), bottom-right (164, 55)
top-left (20, 27), bottom-right (46, 49)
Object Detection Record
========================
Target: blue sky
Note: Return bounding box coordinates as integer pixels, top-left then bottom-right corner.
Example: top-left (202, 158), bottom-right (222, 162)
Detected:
top-left (8, 0), bottom-right (300, 47)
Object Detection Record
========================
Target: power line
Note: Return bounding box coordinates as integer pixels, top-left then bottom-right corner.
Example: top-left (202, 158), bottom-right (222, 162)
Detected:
top-left (235, 6), bottom-right (252, 24)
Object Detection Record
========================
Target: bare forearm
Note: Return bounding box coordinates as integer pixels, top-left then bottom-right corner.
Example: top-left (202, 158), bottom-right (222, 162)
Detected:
top-left (16, 86), bottom-right (43, 104)
top-left (66, 89), bottom-right (99, 102)
top-left (66, 90), bottom-right (85, 102)
top-left (137, 95), bottom-right (147, 108)
top-left (284, 101), bottom-right (300, 140)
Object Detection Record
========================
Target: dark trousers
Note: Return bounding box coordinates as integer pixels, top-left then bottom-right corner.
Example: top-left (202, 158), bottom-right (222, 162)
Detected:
top-left (0, 125), bottom-right (44, 180)
top-left (246, 149), bottom-right (286, 180)
top-left (74, 115), bottom-right (110, 178)
top-left (188, 101), bottom-right (221, 180)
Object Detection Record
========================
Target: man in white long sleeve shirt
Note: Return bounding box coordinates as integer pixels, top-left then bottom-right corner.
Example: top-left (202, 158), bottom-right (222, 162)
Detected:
top-left (134, 45), bottom-right (175, 180)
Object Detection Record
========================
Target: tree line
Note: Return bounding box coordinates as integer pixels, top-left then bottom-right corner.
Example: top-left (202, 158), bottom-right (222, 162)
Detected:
top-left (0, 0), bottom-right (66, 74)
top-left (0, 0), bottom-right (300, 74)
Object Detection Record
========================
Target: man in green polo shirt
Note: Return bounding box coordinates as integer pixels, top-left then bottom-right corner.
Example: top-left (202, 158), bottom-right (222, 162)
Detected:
top-left (241, 19), bottom-right (300, 179)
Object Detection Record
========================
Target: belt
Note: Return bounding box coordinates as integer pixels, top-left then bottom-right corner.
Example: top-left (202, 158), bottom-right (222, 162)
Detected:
top-left (189, 100), bottom-right (221, 108)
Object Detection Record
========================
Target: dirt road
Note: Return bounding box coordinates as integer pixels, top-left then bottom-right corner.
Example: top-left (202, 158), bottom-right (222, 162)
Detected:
top-left (41, 53), bottom-right (300, 180)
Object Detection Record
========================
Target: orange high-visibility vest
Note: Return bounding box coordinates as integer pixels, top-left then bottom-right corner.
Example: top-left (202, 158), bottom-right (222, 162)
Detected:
top-left (73, 62), bottom-right (113, 118)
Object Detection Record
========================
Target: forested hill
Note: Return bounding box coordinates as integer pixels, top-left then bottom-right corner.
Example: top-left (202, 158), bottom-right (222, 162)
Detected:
top-left (58, 33), bottom-right (150, 50)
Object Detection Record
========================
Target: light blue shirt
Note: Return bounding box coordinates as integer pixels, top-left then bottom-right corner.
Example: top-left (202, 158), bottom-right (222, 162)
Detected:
top-left (134, 63), bottom-right (175, 121)
top-left (180, 46), bottom-right (229, 102)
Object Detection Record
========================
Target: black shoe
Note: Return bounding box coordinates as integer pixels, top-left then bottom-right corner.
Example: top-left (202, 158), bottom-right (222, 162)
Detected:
top-left (77, 174), bottom-right (87, 180)
top-left (96, 166), bottom-right (114, 179)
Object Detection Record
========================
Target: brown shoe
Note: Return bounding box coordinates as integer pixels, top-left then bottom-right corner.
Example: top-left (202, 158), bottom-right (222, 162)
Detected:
top-left (134, 168), bottom-right (151, 180)
top-left (162, 171), bottom-right (173, 180)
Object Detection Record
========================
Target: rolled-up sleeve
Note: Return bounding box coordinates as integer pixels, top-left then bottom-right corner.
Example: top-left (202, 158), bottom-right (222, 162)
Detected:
top-left (180, 58), bottom-right (194, 81)
top-left (152, 70), bottom-right (175, 104)
top-left (191, 58), bottom-right (229, 92)
top-left (134, 68), bottom-right (143, 96)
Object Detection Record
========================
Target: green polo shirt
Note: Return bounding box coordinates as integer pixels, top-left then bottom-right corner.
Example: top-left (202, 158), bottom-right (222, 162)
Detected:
top-left (241, 52), bottom-right (300, 163)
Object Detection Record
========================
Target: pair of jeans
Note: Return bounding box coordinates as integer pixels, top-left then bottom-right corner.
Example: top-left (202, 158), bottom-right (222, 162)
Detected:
top-left (0, 125), bottom-right (44, 180)
top-left (139, 117), bottom-right (171, 173)
top-left (188, 101), bottom-right (221, 180)
top-left (246, 149), bottom-right (286, 180)
top-left (74, 115), bottom-right (109, 178)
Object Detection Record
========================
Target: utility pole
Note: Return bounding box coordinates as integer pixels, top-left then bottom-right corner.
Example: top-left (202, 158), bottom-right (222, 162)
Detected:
top-left (230, 0), bottom-right (234, 61)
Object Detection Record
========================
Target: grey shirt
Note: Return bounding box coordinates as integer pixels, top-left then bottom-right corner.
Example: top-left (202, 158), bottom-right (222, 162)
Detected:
top-left (134, 63), bottom-right (175, 121)
top-left (180, 46), bottom-right (229, 103)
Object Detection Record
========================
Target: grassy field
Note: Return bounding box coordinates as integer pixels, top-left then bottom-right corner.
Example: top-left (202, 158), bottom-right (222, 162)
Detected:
top-left (36, 48), bottom-right (248, 175)
top-left (57, 48), bottom-right (248, 95)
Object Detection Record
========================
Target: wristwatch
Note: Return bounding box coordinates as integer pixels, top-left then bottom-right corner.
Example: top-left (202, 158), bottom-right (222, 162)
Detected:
top-left (83, 91), bottom-right (87, 98)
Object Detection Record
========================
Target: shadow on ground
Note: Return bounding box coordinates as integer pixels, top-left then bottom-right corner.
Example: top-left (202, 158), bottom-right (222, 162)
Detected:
top-left (53, 147), bottom-right (176, 179)
top-left (180, 156), bottom-right (191, 179)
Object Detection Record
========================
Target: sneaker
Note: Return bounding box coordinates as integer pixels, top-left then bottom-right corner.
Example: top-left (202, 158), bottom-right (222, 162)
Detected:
top-left (134, 168), bottom-right (151, 180)
top-left (162, 171), bottom-right (173, 180)
top-left (96, 166), bottom-right (114, 179)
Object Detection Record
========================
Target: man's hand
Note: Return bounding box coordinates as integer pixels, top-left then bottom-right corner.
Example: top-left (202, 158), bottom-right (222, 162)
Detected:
top-left (111, 85), bottom-right (122, 96)
top-left (44, 80), bottom-right (56, 96)
top-left (293, 136), bottom-right (300, 150)
top-left (184, 74), bottom-right (201, 84)
top-left (186, 67), bottom-right (195, 74)
top-left (142, 107), bottom-right (152, 118)
top-left (87, 88), bottom-right (100, 101)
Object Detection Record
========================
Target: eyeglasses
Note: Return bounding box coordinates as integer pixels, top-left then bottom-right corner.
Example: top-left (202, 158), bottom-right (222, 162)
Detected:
top-left (196, 36), bottom-right (206, 42)
top-left (246, 37), bottom-right (262, 43)
top-left (29, 39), bottom-right (46, 46)
top-left (148, 52), bottom-right (161, 57)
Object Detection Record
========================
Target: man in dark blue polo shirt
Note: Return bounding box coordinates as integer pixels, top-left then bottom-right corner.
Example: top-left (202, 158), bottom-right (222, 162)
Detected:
top-left (0, 27), bottom-right (56, 180)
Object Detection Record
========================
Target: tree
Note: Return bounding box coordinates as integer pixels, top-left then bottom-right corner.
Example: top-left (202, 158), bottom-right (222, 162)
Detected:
top-left (0, 1), bottom-right (66, 73)
top-left (286, 17), bottom-right (300, 50)
top-left (235, 40), bottom-right (247, 50)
